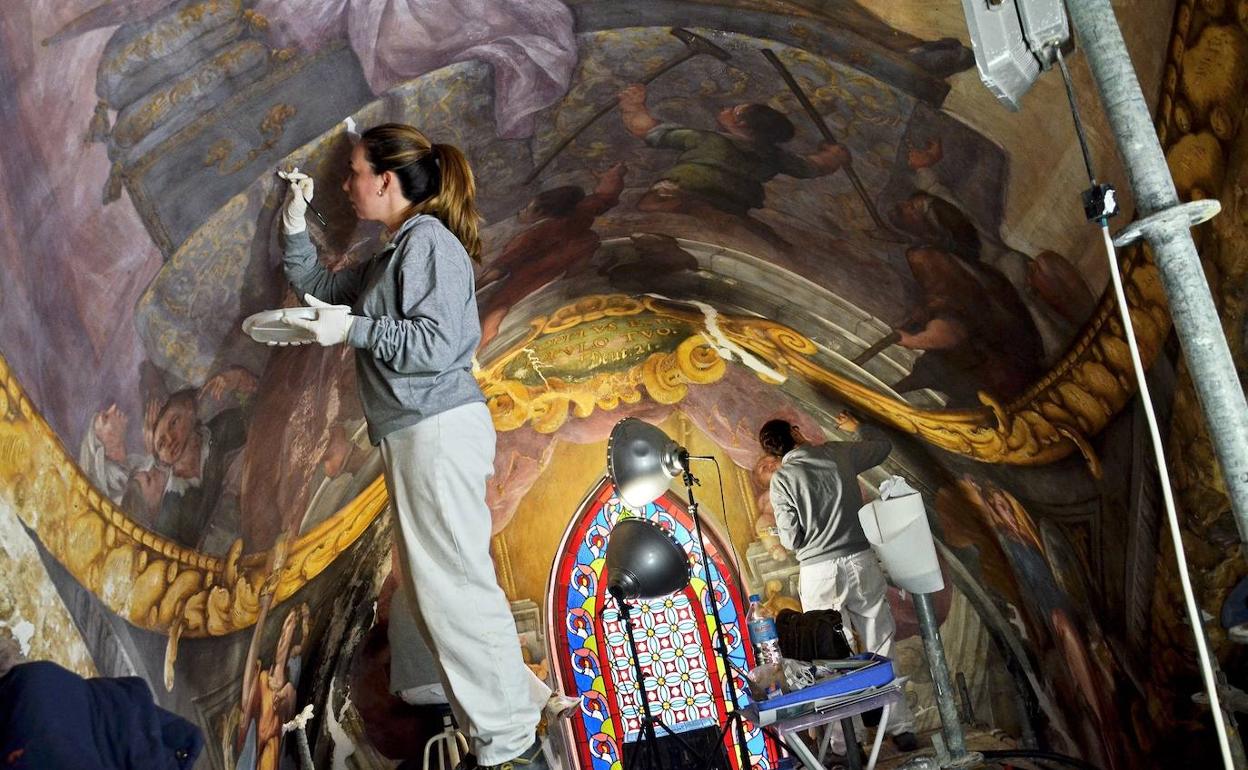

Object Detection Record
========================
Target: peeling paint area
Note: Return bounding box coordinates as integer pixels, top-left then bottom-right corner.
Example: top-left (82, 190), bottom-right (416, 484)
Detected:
top-left (648, 293), bottom-right (788, 382)
top-left (325, 675), bottom-right (358, 770)
top-left (0, 496), bottom-right (95, 677)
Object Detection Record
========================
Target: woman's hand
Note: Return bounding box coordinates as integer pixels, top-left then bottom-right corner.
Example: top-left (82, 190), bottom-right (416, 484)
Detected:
top-left (285, 293), bottom-right (355, 346)
top-left (277, 168), bottom-right (314, 234)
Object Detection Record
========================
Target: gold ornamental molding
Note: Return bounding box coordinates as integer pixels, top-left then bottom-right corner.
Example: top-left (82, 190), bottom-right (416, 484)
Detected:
top-left (480, 296), bottom-right (728, 433)
top-left (0, 352), bottom-right (385, 643)
top-left (482, 277), bottom-right (1169, 478)
top-left (0, 265), bottom-right (1168, 645)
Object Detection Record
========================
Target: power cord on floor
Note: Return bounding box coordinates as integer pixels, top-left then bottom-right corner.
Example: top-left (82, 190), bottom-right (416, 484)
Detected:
top-left (978, 748), bottom-right (1100, 770)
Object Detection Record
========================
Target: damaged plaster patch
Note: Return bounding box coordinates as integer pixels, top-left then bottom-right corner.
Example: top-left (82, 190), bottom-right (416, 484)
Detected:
top-left (325, 675), bottom-right (358, 770)
top-left (646, 294), bottom-right (787, 382)
top-left (0, 496), bottom-right (95, 676)
top-left (1, 620), bottom-right (34, 656)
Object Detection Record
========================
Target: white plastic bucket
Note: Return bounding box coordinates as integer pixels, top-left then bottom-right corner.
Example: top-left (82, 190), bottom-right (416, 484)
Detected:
top-left (858, 481), bottom-right (944, 594)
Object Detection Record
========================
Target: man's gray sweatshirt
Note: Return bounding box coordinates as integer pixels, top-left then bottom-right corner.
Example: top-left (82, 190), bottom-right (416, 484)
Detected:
top-left (283, 214), bottom-right (484, 445)
top-left (768, 427), bottom-right (892, 564)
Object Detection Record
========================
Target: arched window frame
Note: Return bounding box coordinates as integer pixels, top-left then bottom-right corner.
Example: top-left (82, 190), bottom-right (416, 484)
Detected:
top-left (545, 477), bottom-right (777, 770)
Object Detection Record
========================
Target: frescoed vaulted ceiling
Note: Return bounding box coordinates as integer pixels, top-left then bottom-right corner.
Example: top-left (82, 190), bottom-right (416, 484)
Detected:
top-left (3, 1), bottom-right (1246, 768)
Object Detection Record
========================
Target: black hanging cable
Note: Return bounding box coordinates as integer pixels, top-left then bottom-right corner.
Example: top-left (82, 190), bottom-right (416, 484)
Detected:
top-left (1053, 44), bottom-right (1119, 223)
top-left (706, 456), bottom-right (742, 586)
top-left (1054, 45), bottom-right (1097, 186)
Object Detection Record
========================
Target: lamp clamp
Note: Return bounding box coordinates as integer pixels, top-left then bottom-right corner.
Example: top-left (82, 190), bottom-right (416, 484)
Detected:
top-left (1082, 182), bottom-right (1119, 224)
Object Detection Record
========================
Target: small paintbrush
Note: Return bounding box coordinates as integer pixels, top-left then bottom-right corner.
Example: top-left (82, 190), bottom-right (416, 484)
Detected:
top-left (305, 197), bottom-right (328, 227)
top-left (277, 168), bottom-right (328, 226)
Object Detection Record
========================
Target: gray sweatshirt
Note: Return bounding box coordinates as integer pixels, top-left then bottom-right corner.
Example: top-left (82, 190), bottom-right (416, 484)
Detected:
top-left (768, 427), bottom-right (892, 564)
top-left (283, 214), bottom-right (484, 445)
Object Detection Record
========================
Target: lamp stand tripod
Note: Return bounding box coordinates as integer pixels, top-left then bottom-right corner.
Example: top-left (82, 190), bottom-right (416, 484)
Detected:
top-left (679, 456), bottom-right (755, 770)
top-left (610, 586), bottom-right (701, 770)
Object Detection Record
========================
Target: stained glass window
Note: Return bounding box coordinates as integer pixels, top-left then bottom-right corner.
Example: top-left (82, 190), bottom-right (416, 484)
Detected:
top-left (550, 479), bottom-right (777, 770)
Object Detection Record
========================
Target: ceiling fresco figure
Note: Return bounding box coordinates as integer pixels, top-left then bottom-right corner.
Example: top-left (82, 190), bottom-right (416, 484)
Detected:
top-left (891, 245), bottom-right (1044, 407)
top-left (953, 476), bottom-right (1131, 770)
top-left (890, 142), bottom-right (1088, 364)
top-left (78, 363), bottom-right (257, 552)
top-left (230, 602), bottom-right (310, 770)
top-left (138, 387), bottom-right (249, 553)
top-left (616, 81), bottom-right (853, 250)
top-left (478, 162), bottom-right (628, 348)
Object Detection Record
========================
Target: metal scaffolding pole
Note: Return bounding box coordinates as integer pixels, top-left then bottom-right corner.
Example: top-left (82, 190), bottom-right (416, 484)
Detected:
top-left (1065, 2), bottom-right (1248, 766)
top-left (1065, 0), bottom-right (1248, 547)
top-left (914, 592), bottom-right (981, 768)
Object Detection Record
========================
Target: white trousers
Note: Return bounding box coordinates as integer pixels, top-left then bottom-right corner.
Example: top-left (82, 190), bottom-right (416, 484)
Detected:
top-left (381, 402), bottom-right (550, 763)
top-left (799, 549), bottom-right (916, 737)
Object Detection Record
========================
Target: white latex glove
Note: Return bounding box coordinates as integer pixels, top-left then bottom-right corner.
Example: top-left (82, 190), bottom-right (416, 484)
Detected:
top-left (277, 167), bottom-right (314, 234)
top-left (286, 294), bottom-right (355, 346)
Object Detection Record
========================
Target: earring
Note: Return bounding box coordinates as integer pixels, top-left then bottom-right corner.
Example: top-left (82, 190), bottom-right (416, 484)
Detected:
top-left (377, 189), bottom-right (383, 196)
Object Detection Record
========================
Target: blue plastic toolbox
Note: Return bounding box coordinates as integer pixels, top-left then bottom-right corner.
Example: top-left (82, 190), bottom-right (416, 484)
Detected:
top-left (749, 653), bottom-right (896, 725)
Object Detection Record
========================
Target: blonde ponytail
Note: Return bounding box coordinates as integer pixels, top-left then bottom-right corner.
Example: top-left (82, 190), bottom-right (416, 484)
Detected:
top-left (415, 143), bottom-right (482, 261)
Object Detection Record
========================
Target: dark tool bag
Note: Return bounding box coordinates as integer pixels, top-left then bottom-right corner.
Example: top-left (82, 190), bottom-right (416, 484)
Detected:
top-left (775, 608), bottom-right (853, 661)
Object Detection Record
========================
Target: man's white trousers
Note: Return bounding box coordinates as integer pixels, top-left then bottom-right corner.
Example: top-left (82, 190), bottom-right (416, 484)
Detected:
top-left (799, 549), bottom-right (916, 743)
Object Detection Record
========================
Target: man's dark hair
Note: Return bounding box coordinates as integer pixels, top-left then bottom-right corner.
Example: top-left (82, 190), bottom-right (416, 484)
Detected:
top-left (737, 104), bottom-right (796, 144)
top-left (531, 185), bottom-right (585, 218)
top-left (758, 419), bottom-right (797, 458)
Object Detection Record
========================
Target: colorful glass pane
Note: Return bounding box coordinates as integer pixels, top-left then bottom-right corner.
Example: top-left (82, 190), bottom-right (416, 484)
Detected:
top-left (551, 480), bottom-right (777, 770)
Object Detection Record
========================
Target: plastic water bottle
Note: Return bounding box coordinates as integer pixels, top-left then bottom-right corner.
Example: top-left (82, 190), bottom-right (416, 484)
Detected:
top-left (746, 594), bottom-right (783, 666)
